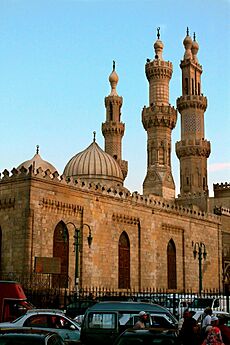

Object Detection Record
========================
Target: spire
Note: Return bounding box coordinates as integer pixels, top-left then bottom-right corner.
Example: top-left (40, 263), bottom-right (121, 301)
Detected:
top-left (108, 60), bottom-right (119, 96)
top-left (183, 27), bottom-right (192, 60)
top-left (157, 27), bottom-right (160, 40)
top-left (93, 131), bottom-right (96, 142)
top-left (36, 145), bottom-right (39, 154)
top-left (154, 27), bottom-right (164, 60)
top-left (192, 32), bottom-right (199, 62)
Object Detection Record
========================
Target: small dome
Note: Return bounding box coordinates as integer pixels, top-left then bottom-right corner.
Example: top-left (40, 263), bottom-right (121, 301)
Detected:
top-left (154, 39), bottom-right (164, 50)
top-left (108, 61), bottom-right (119, 96)
top-left (17, 146), bottom-right (57, 174)
top-left (63, 139), bottom-right (123, 185)
top-left (183, 34), bottom-right (193, 48)
top-left (109, 70), bottom-right (119, 84)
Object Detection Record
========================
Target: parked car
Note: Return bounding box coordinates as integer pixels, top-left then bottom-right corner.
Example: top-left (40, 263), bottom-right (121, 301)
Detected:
top-left (113, 328), bottom-right (180, 345)
top-left (65, 300), bottom-right (97, 319)
top-left (192, 310), bottom-right (230, 327)
top-left (80, 301), bottom-right (178, 345)
top-left (0, 327), bottom-right (65, 344)
top-left (189, 297), bottom-right (221, 312)
top-left (0, 309), bottom-right (81, 343)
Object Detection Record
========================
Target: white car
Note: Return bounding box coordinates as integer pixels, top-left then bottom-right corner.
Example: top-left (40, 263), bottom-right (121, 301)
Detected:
top-left (0, 309), bottom-right (81, 343)
top-left (192, 310), bottom-right (230, 326)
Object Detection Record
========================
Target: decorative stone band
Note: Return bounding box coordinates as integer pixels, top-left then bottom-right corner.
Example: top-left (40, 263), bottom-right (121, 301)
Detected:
top-left (101, 122), bottom-right (125, 136)
top-left (142, 105), bottom-right (177, 130)
top-left (145, 60), bottom-right (173, 81)
top-left (177, 95), bottom-right (207, 111)
top-left (175, 140), bottom-right (211, 158)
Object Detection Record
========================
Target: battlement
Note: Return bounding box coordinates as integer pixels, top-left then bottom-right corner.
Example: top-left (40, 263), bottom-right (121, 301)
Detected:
top-left (214, 182), bottom-right (230, 190)
top-left (0, 165), bottom-right (220, 223)
top-left (177, 95), bottom-right (207, 111)
top-left (142, 104), bottom-right (177, 130)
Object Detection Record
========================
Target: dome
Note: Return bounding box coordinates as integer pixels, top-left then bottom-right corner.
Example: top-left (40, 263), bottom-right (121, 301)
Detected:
top-left (17, 146), bottom-right (57, 174)
top-left (63, 139), bottom-right (123, 185)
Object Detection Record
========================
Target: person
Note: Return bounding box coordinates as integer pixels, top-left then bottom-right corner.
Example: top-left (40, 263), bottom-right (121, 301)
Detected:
top-left (201, 307), bottom-right (213, 340)
top-left (179, 310), bottom-right (199, 345)
top-left (218, 316), bottom-right (230, 345)
top-left (178, 309), bottom-right (189, 331)
top-left (202, 315), bottom-right (225, 345)
top-left (133, 311), bottom-right (148, 329)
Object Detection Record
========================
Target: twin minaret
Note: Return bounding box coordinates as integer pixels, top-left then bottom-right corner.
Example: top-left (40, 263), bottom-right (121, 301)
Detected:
top-left (102, 29), bottom-right (210, 207)
top-left (176, 29), bottom-right (210, 205)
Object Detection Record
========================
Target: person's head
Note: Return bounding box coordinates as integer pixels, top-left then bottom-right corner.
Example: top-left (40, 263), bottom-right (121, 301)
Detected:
top-left (139, 311), bottom-right (148, 322)
top-left (204, 307), bottom-right (212, 315)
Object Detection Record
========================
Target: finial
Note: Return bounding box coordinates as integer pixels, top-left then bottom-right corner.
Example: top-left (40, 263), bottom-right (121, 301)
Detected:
top-left (93, 131), bottom-right (96, 142)
top-left (186, 27), bottom-right (189, 36)
top-left (113, 60), bottom-right (115, 71)
top-left (193, 32), bottom-right (196, 41)
top-left (36, 145), bottom-right (39, 154)
top-left (157, 27), bottom-right (160, 40)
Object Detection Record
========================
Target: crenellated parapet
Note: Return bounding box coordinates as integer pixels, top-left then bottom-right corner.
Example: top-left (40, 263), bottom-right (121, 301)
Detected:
top-left (142, 104), bottom-right (177, 130)
top-left (101, 121), bottom-right (125, 136)
top-left (213, 182), bottom-right (230, 198)
top-left (0, 165), bottom-right (220, 223)
top-left (176, 139), bottom-right (210, 158)
top-left (145, 60), bottom-right (173, 81)
top-left (177, 95), bottom-right (207, 111)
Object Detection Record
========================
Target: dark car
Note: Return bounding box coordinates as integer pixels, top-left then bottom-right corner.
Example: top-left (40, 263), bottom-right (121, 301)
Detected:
top-left (65, 300), bottom-right (97, 319)
top-left (80, 301), bottom-right (178, 345)
top-left (113, 328), bottom-right (179, 345)
top-left (0, 327), bottom-right (65, 344)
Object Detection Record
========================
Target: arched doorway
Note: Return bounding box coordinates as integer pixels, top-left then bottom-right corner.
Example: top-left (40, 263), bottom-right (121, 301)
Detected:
top-left (118, 231), bottom-right (130, 289)
top-left (53, 221), bottom-right (69, 288)
top-left (167, 239), bottom-right (177, 289)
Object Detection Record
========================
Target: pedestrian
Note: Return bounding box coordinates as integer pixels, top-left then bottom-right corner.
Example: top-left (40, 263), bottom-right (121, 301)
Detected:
top-left (218, 316), bottom-right (230, 345)
top-left (179, 310), bottom-right (199, 345)
top-left (201, 307), bottom-right (213, 340)
top-left (133, 311), bottom-right (148, 329)
top-left (202, 315), bottom-right (225, 345)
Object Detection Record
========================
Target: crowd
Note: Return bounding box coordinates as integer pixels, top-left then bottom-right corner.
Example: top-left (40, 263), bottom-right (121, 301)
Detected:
top-left (133, 308), bottom-right (230, 345)
top-left (178, 307), bottom-right (230, 345)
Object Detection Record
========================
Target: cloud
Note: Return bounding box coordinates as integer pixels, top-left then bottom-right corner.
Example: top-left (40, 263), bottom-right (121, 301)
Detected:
top-left (209, 162), bottom-right (230, 172)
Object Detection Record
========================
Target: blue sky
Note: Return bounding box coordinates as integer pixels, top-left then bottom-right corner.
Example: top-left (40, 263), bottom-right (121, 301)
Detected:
top-left (0, 0), bottom-right (229, 196)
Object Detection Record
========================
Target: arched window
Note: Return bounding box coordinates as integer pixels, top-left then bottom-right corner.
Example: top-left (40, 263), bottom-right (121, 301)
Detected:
top-left (167, 239), bottom-right (177, 289)
top-left (118, 232), bottom-right (130, 289)
top-left (53, 221), bottom-right (69, 288)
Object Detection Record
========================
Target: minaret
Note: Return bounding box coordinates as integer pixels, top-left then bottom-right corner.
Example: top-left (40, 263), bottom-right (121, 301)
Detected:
top-left (102, 61), bottom-right (128, 180)
top-left (176, 29), bottom-right (211, 210)
top-left (142, 29), bottom-right (177, 199)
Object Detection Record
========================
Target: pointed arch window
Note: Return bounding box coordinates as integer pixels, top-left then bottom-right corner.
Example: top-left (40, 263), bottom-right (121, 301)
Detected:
top-left (167, 239), bottom-right (177, 289)
top-left (53, 221), bottom-right (69, 288)
top-left (118, 232), bottom-right (130, 289)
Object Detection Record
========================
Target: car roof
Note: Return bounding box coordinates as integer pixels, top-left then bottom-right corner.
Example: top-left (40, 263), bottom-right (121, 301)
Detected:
top-left (86, 301), bottom-right (169, 313)
top-left (26, 309), bottom-right (65, 315)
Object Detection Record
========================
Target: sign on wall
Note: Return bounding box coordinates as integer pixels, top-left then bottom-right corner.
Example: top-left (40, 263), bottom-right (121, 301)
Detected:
top-left (34, 257), bottom-right (61, 274)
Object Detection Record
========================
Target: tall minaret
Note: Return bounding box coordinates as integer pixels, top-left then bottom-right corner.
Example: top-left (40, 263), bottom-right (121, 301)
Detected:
top-left (142, 29), bottom-right (177, 199)
top-left (102, 61), bottom-right (128, 180)
top-left (176, 29), bottom-right (211, 210)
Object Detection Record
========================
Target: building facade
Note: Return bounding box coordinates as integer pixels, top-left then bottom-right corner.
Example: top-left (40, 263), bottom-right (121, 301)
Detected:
top-left (0, 30), bottom-right (229, 293)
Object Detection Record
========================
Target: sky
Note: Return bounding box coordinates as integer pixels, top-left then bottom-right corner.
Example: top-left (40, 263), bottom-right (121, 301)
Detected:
top-left (0, 0), bottom-right (229, 197)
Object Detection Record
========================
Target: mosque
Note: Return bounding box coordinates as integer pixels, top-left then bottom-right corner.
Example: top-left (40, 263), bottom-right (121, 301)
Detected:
top-left (0, 29), bottom-right (229, 293)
